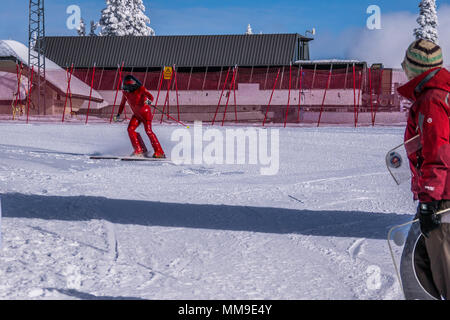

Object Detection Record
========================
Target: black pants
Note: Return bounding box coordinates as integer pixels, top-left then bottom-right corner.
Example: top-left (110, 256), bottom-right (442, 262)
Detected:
top-left (406, 200), bottom-right (450, 300)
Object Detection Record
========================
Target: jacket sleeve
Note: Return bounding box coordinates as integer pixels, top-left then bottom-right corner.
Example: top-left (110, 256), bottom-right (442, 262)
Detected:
top-left (405, 109), bottom-right (420, 200)
top-left (144, 89), bottom-right (154, 102)
top-left (117, 94), bottom-right (127, 116)
top-left (418, 97), bottom-right (450, 202)
top-left (409, 157), bottom-right (420, 201)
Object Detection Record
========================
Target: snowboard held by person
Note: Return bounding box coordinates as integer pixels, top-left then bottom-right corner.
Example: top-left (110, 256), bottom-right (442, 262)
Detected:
top-left (114, 75), bottom-right (166, 159)
top-left (398, 39), bottom-right (450, 299)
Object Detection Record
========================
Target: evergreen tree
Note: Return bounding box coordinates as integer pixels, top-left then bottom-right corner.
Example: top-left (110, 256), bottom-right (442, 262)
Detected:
top-left (99, 0), bottom-right (131, 36)
top-left (129, 0), bottom-right (155, 36)
top-left (246, 24), bottom-right (253, 35)
top-left (77, 18), bottom-right (86, 36)
top-left (99, 0), bottom-right (155, 36)
top-left (414, 0), bottom-right (439, 44)
top-left (89, 21), bottom-right (99, 36)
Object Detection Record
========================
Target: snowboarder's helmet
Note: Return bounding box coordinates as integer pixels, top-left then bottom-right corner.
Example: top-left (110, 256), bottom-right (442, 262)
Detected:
top-left (122, 75), bottom-right (142, 93)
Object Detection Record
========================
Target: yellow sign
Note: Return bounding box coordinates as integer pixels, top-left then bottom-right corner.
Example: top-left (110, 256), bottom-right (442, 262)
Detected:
top-left (163, 67), bottom-right (173, 80)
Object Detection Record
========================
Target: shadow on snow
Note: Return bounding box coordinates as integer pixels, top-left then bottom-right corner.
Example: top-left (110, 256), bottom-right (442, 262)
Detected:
top-left (1, 193), bottom-right (412, 240)
top-left (44, 288), bottom-right (146, 300)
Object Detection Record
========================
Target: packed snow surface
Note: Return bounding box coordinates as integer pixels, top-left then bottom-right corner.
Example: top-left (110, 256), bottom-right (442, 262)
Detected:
top-left (0, 122), bottom-right (416, 300)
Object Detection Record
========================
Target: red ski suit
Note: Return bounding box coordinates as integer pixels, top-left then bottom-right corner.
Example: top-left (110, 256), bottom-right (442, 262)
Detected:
top-left (118, 86), bottom-right (164, 156)
top-left (398, 67), bottom-right (450, 202)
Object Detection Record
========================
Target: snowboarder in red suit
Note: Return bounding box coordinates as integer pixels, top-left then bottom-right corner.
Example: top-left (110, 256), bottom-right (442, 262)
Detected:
top-left (114, 75), bottom-right (166, 158)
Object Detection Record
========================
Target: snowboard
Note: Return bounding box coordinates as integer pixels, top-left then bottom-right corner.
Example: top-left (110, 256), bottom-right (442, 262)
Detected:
top-left (387, 208), bottom-right (450, 300)
top-left (90, 155), bottom-right (172, 163)
top-left (385, 134), bottom-right (420, 185)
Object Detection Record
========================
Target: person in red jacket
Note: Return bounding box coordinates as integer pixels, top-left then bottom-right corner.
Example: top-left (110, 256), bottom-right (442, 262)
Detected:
top-left (398, 39), bottom-right (450, 299)
top-left (114, 75), bottom-right (165, 158)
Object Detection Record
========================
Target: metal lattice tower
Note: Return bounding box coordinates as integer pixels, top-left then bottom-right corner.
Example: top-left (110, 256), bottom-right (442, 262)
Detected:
top-left (28, 0), bottom-right (46, 115)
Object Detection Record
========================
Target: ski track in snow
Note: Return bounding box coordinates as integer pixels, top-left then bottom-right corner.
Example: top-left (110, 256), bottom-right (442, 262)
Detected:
top-left (0, 124), bottom-right (415, 299)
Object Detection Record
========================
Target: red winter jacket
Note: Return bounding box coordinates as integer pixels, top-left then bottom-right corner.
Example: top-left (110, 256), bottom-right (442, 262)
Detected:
top-left (398, 67), bottom-right (450, 202)
top-left (118, 86), bottom-right (154, 119)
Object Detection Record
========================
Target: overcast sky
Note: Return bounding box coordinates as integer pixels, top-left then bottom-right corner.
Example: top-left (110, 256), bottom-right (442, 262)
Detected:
top-left (0, 0), bottom-right (449, 67)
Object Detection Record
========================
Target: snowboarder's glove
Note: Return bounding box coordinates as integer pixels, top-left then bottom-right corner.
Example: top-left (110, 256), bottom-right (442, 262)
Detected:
top-left (113, 114), bottom-right (122, 122)
top-left (417, 201), bottom-right (441, 238)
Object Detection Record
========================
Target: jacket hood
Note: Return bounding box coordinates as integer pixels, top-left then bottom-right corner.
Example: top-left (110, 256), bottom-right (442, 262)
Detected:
top-left (397, 67), bottom-right (450, 102)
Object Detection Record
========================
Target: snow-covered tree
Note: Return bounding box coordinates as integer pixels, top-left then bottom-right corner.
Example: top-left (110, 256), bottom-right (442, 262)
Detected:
top-left (99, 0), bottom-right (132, 36)
top-left (414, 0), bottom-right (439, 44)
top-left (128, 0), bottom-right (155, 36)
top-left (77, 18), bottom-right (86, 36)
top-left (99, 0), bottom-right (155, 36)
top-left (246, 24), bottom-right (253, 35)
top-left (89, 21), bottom-right (99, 36)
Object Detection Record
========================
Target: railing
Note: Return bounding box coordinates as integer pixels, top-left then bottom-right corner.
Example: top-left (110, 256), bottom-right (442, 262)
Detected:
top-left (0, 63), bottom-right (405, 127)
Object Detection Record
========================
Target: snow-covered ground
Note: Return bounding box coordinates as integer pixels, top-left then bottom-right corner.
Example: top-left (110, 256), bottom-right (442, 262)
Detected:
top-left (0, 122), bottom-right (416, 300)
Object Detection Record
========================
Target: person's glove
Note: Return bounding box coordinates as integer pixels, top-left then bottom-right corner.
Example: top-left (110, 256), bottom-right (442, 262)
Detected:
top-left (145, 98), bottom-right (153, 106)
top-left (113, 114), bottom-right (122, 122)
top-left (417, 201), bottom-right (441, 238)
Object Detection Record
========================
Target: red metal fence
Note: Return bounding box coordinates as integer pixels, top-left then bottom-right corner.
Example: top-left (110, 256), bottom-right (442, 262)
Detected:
top-left (0, 62), bottom-right (404, 127)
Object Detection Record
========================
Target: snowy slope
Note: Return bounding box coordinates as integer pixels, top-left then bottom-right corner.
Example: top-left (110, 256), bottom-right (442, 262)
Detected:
top-left (0, 123), bottom-right (416, 300)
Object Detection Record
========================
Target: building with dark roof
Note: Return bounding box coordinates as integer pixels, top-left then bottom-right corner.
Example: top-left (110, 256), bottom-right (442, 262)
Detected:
top-left (42, 34), bottom-right (312, 68)
top-left (28, 33), bottom-right (398, 124)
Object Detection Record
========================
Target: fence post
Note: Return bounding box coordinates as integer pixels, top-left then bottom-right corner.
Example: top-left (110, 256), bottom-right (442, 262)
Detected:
top-left (284, 63), bottom-right (292, 128)
top-left (143, 67), bottom-right (149, 89)
top-left (369, 67), bottom-right (374, 126)
top-left (262, 68), bottom-right (281, 127)
top-left (317, 64), bottom-right (333, 127)
top-left (212, 67), bottom-right (231, 126)
top-left (353, 63), bottom-right (357, 127)
top-left (356, 70), bottom-right (363, 127)
top-left (222, 66), bottom-right (237, 126)
top-left (26, 66), bottom-right (35, 124)
top-left (217, 67), bottom-right (223, 91)
top-left (187, 67), bottom-right (193, 91)
top-left (62, 63), bottom-right (74, 123)
top-left (97, 67), bottom-right (105, 91)
top-left (84, 67), bottom-right (90, 83)
top-left (279, 66), bottom-right (285, 90)
top-left (373, 69), bottom-right (384, 126)
top-left (201, 66), bottom-right (208, 91)
top-left (14, 63), bottom-right (24, 112)
top-left (110, 61), bottom-right (125, 123)
top-left (160, 67), bottom-right (174, 124)
top-left (152, 68), bottom-right (164, 118)
top-left (311, 64), bottom-right (317, 89)
top-left (85, 63), bottom-right (96, 124)
top-left (173, 65), bottom-right (180, 122)
top-left (297, 66), bottom-right (303, 123)
top-left (344, 63), bottom-right (349, 90)
top-left (233, 66), bottom-right (238, 123)
top-left (263, 66), bottom-right (269, 90)
top-left (68, 68), bottom-right (73, 114)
